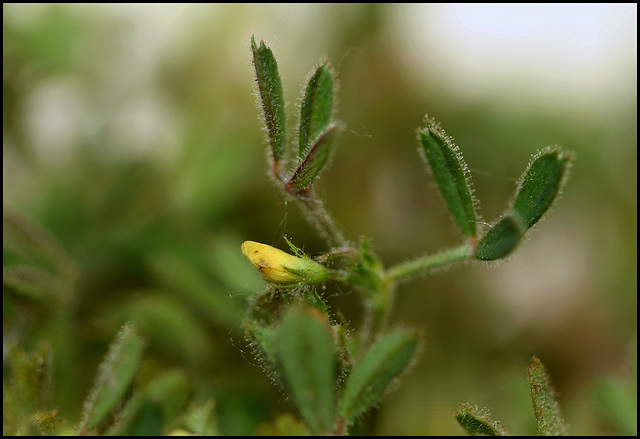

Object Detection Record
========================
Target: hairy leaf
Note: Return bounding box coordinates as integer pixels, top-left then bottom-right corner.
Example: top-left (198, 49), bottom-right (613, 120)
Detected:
top-left (278, 306), bottom-right (336, 434)
top-left (418, 117), bottom-right (479, 237)
top-left (251, 36), bottom-right (287, 165)
top-left (455, 402), bottom-right (509, 436)
top-left (287, 122), bottom-right (341, 191)
top-left (475, 215), bottom-right (524, 261)
top-left (299, 62), bottom-right (334, 158)
top-left (511, 147), bottom-right (573, 230)
top-left (528, 356), bottom-right (568, 436)
top-left (338, 328), bottom-right (419, 421)
top-left (79, 323), bottom-right (143, 433)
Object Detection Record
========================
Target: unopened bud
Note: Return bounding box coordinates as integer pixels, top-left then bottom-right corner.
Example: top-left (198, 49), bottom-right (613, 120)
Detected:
top-left (241, 241), bottom-right (329, 286)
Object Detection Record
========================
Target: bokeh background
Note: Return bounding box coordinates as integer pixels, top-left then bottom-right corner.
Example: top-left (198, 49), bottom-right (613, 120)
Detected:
top-left (3, 3), bottom-right (637, 435)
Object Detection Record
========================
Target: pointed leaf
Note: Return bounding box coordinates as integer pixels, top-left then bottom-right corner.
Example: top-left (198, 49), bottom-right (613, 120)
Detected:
top-left (511, 147), bottom-right (573, 230)
top-left (338, 328), bottom-right (420, 421)
top-left (299, 62), bottom-right (334, 158)
top-left (418, 117), bottom-right (478, 237)
top-left (287, 122), bottom-right (341, 191)
top-left (277, 306), bottom-right (336, 434)
top-left (455, 402), bottom-right (509, 436)
top-left (475, 215), bottom-right (524, 261)
top-left (79, 323), bottom-right (143, 433)
top-left (244, 320), bottom-right (279, 373)
top-left (528, 356), bottom-right (568, 436)
top-left (251, 36), bottom-right (286, 164)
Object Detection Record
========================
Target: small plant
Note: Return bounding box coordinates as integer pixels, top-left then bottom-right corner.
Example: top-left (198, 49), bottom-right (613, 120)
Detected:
top-left (243, 36), bottom-right (574, 435)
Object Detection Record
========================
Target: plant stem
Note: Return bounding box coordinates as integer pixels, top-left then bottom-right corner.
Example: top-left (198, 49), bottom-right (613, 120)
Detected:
top-left (296, 194), bottom-right (349, 249)
top-left (369, 275), bottom-right (396, 342)
top-left (385, 243), bottom-right (474, 283)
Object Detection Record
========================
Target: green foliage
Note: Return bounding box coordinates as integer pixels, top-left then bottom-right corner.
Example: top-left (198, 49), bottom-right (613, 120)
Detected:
top-left (241, 37), bottom-right (579, 435)
top-left (528, 356), bottom-right (568, 436)
top-left (251, 36), bottom-right (342, 194)
top-left (456, 357), bottom-right (568, 436)
top-left (12, 6), bottom-right (635, 436)
top-left (107, 370), bottom-right (191, 435)
top-left (277, 306), bottom-right (337, 434)
top-left (288, 122), bottom-right (342, 191)
top-left (455, 403), bottom-right (509, 436)
top-left (418, 117), bottom-right (479, 238)
top-left (511, 148), bottom-right (573, 230)
top-left (251, 36), bottom-right (287, 168)
top-left (78, 323), bottom-right (143, 434)
top-left (338, 329), bottom-right (420, 422)
top-left (474, 147), bottom-right (573, 261)
top-left (347, 237), bottom-right (385, 294)
top-left (475, 215), bottom-right (524, 261)
top-left (299, 62), bottom-right (335, 159)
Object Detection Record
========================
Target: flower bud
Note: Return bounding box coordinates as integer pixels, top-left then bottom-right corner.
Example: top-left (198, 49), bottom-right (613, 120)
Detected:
top-left (241, 241), bottom-right (329, 286)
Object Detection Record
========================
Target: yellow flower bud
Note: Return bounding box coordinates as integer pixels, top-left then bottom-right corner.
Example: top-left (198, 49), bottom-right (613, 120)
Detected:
top-left (241, 241), bottom-right (329, 286)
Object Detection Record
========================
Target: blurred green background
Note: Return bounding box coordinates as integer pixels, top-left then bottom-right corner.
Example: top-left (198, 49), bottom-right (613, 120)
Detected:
top-left (3, 3), bottom-right (636, 435)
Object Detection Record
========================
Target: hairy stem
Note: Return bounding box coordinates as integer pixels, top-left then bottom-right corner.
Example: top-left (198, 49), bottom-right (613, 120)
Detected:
top-left (296, 194), bottom-right (349, 249)
top-left (385, 243), bottom-right (474, 283)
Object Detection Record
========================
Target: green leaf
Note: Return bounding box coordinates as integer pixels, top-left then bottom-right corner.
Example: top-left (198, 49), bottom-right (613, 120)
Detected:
top-left (277, 306), bottom-right (337, 434)
top-left (475, 215), bottom-right (524, 261)
top-left (299, 62), bottom-right (334, 158)
top-left (418, 116), bottom-right (479, 237)
top-left (79, 323), bottom-right (143, 434)
top-left (287, 122), bottom-right (341, 191)
top-left (455, 402), bottom-right (509, 436)
top-left (251, 36), bottom-right (287, 165)
top-left (108, 369), bottom-right (190, 436)
top-left (528, 356), bottom-right (568, 436)
top-left (511, 147), bottom-right (573, 230)
top-left (338, 328), bottom-right (420, 422)
top-left (244, 320), bottom-right (279, 377)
